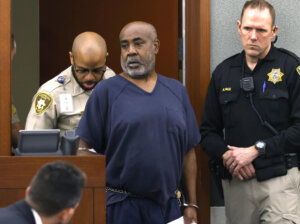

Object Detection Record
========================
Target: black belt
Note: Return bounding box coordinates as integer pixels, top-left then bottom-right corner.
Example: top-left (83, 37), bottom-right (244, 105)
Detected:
top-left (285, 154), bottom-right (299, 169)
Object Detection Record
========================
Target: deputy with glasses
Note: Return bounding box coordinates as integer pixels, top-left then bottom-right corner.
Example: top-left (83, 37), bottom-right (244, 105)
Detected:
top-left (25, 32), bottom-right (115, 137)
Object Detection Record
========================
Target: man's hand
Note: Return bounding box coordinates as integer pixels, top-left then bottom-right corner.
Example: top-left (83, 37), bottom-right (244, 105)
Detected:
top-left (76, 139), bottom-right (98, 156)
top-left (233, 163), bottom-right (256, 180)
top-left (184, 207), bottom-right (197, 224)
top-left (222, 145), bottom-right (258, 180)
top-left (182, 148), bottom-right (198, 223)
top-left (77, 149), bottom-right (98, 156)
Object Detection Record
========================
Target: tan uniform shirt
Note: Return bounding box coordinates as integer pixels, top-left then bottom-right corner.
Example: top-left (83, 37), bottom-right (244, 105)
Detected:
top-left (25, 66), bottom-right (115, 136)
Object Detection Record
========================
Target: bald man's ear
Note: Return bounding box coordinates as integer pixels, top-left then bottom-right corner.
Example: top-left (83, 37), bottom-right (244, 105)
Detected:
top-left (69, 52), bottom-right (74, 65)
top-left (154, 39), bottom-right (160, 54)
top-left (106, 52), bottom-right (109, 57)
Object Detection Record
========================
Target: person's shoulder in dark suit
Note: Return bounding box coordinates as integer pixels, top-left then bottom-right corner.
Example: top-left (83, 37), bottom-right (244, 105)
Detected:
top-left (0, 200), bottom-right (35, 224)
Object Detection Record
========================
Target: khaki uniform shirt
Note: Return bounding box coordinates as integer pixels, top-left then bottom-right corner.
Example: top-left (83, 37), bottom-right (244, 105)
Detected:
top-left (25, 66), bottom-right (115, 136)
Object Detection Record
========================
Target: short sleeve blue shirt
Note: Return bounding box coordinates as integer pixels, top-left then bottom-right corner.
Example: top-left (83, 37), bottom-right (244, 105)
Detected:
top-left (76, 74), bottom-right (201, 205)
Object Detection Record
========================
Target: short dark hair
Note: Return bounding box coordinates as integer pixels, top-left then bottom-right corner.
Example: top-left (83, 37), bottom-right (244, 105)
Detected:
top-left (27, 161), bottom-right (86, 216)
top-left (241, 0), bottom-right (275, 26)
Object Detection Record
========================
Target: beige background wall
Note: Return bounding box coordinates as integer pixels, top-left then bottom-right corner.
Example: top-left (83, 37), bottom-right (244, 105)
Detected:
top-left (11, 0), bottom-right (39, 125)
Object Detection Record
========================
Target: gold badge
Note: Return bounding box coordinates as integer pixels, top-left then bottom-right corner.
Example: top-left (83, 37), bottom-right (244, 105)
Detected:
top-left (296, 66), bottom-right (300, 75)
top-left (35, 92), bottom-right (53, 114)
top-left (267, 68), bottom-right (284, 84)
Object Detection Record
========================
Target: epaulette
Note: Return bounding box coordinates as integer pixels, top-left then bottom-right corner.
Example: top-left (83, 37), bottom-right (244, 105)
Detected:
top-left (40, 80), bottom-right (61, 93)
top-left (40, 74), bottom-right (71, 93)
top-left (277, 48), bottom-right (300, 62)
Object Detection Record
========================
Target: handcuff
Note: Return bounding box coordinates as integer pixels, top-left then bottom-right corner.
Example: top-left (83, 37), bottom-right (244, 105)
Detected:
top-left (183, 203), bottom-right (199, 210)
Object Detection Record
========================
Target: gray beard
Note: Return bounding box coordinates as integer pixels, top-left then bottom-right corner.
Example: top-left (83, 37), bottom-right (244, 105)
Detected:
top-left (120, 56), bottom-right (155, 79)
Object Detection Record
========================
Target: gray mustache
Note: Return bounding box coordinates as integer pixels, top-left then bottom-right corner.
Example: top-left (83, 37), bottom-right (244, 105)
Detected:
top-left (126, 58), bottom-right (142, 65)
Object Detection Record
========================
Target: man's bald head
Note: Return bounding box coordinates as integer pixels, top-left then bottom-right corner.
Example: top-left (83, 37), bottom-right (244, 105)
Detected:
top-left (72, 32), bottom-right (107, 59)
top-left (69, 32), bottom-right (109, 90)
top-left (119, 21), bottom-right (158, 41)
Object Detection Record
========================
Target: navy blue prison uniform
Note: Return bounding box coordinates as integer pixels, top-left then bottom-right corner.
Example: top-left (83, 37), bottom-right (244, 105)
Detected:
top-left (200, 44), bottom-right (300, 181)
top-left (76, 74), bottom-right (201, 223)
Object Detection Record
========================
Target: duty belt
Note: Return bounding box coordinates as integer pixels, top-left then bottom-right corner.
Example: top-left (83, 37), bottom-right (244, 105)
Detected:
top-left (285, 154), bottom-right (299, 169)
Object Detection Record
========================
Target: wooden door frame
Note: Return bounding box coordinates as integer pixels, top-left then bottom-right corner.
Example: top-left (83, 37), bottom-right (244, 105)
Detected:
top-left (0, 0), bottom-right (12, 156)
top-left (186, 0), bottom-right (211, 223)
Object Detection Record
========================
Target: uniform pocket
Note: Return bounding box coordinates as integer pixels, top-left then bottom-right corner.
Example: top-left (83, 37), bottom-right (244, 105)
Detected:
top-left (219, 92), bottom-right (239, 128)
top-left (260, 88), bottom-right (289, 100)
top-left (259, 88), bottom-right (289, 125)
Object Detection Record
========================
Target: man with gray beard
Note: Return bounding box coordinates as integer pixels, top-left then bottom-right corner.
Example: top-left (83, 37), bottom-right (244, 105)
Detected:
top-left (76, 21), bottom-right (201, 224)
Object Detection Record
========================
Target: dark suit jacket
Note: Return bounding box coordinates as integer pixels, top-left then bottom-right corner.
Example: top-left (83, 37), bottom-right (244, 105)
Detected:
top-left (0, 200), bottom-right (35, 224)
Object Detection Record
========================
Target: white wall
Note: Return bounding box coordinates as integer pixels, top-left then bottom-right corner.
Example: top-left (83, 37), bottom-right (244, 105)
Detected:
top-left (211, 0), bottom-right (300, 72)
top-left (11, 0), bottom-right (39, 125)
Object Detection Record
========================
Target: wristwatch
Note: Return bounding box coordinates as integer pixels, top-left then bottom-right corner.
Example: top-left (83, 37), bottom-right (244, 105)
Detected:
top-left (255, 140), bottom-right (266, 156)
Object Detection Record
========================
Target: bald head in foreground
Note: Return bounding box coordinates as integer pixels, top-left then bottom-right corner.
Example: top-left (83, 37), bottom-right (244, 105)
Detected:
top-left (76, 21), bottom-right (201, 224)
top-left (0, 161), bottom-right (86, 224)
top-left (25, 31), bottom-right (115, 137)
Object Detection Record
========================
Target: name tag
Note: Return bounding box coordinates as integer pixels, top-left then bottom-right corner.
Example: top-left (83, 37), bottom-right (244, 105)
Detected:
top-left (59, 93), bottom-right (73, 113)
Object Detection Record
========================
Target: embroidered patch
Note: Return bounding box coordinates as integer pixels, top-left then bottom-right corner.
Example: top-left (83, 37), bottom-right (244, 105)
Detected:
top-left (267, 68), bottom-right (284, 84)
top-left (35, 92), bottom-right (53, 114)
top-left (222, 87), bottom-right (232, 92)
top-left (296, 66), bottom-right (300, 75)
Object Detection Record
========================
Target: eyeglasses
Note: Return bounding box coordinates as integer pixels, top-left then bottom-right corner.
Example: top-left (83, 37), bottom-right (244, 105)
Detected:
top-left (73, 56), bottom-right (106, 77)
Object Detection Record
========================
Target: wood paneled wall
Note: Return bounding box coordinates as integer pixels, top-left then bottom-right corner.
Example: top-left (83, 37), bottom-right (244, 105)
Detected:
top-left (39, 0), bottom-right (178, 84)
top-left (0, 0), bottom-right (11, 156)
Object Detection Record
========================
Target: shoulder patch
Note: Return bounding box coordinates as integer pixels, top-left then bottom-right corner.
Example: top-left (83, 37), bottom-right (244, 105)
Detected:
top-left (35, 92), bottom-right (53, 114)
top-left (297, 66), bottom-right (300, 75)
